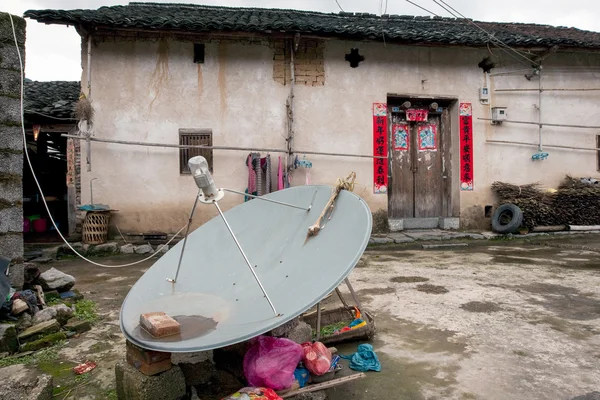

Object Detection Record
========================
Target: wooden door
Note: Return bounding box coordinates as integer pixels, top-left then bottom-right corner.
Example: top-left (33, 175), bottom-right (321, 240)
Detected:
top-left (388, 112), bottom-right (444, 219)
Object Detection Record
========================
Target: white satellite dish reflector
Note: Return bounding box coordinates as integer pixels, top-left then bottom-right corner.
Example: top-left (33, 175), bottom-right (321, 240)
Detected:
top-left (120, 184), bottom-right (372, 352)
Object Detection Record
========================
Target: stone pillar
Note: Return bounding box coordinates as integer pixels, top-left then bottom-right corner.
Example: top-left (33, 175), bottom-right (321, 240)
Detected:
top-left (0, 14), bottom-right (25, 280)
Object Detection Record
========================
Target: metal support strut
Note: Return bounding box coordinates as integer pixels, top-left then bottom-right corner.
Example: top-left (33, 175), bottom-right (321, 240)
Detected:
top-left (214, 201), bottom-right (280, 317)
top-left (168, 190), bottom-right (200, 284)
top-left (222, 188), bottom-right (310, 211)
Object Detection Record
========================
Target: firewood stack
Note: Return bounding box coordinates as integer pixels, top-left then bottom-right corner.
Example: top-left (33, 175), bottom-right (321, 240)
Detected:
top-left (491, 176), bottom-right (600, 229)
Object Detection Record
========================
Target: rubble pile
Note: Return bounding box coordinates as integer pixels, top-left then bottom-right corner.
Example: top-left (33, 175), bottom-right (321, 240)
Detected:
top-left (0, 266), bottom-right (91, 357)
top-left (492, 175), bottom-right (600, 229)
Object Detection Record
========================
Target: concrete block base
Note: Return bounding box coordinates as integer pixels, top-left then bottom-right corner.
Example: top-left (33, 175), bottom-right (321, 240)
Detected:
top-left (115, 360), bottom-right (186, 400)
top-left (439, 217), bottom-right (460, 230)
top-left (388, 219), bottom-right (403, 232)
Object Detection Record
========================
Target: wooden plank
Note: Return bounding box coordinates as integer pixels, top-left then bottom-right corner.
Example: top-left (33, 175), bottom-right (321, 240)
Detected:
top-left (414, 116), bottom-right (443, 218)
top-left (388, 112), bottom-right (413, 218)
top-left (280, 373), bottom-right (366, 398)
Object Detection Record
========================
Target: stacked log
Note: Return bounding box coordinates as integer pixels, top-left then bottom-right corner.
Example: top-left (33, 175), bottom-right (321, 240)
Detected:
top-left (492, 176), bottom-right (600, 228)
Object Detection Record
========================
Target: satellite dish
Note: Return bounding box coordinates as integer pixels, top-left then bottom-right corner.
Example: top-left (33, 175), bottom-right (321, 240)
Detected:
top-left (120, 173), bottom-right (372, 353)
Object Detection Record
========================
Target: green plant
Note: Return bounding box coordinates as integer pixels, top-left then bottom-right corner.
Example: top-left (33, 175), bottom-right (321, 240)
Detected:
top-left (0, 342), bottom-right (64, 368)
top-left (73, 300), bottom-right (99, 324)
top-left (312, 321), bottom-right (350, 339)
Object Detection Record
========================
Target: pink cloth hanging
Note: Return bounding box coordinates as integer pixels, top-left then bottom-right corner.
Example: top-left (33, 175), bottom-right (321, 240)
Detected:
top-left (278, 156), bottom-right (284, 191)
top-left (248, 154), bottom-right (257, 194)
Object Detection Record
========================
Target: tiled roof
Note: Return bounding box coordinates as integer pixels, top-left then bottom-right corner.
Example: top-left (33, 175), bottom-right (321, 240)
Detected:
top-left (24, 80), bottom-right (80, 123)
top-left (24, 2), bottom-right (600, 50)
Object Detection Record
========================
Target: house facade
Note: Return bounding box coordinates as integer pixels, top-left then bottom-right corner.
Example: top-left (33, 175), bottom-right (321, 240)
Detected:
top-left (25, 3), bottom-right (600, 234)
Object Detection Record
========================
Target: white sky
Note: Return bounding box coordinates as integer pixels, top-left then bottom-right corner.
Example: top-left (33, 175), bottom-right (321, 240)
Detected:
top-left (2, 0), bottom-right (599, 81)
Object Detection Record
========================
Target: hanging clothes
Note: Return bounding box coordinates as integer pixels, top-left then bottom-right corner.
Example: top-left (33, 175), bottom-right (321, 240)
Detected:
top-left (247, 154), bottom-right (257, 198)
top-left (254, 153), bottom-right (262, 196)
top-left (277, 156), bottom-right (284, 191)
top-left (265, 154), bottom-right (272, 194)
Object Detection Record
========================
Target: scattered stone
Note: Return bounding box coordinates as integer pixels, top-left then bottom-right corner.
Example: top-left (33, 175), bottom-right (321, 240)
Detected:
top-left (286, 321), bottom-right (312, 344)
top-left (460, 301), bottom-right (502, 313)
top-left (38, 268), bottom-right (75, 292)
top-left (328, 347), bottom-right (338, 355)
top-left (32, 304), bottom-right (73, 326)
top-left (20, 332), bottom-right (67, 352)
top-left (7, 262), bottom-right (25, 290)
top-left (0, 364), bottom-right (53, 400)
top-left (271, 317), bottom-right (300, 337)
top-left (65, 331), bottom-right (76, 338)
top-left (17, 313), bottom-right (33, 330)
top-left (0, 324), bottom-right (18, 353)
top-left (56, 242), bottom-right (85, 258)
top-left (88, 242), bottom-right (119, 256)
top-left (115, 360), bottom-right (186, 400)
top-left (64, 319), bottom-right (91, 334)
top-left (0, 352), bottom-right (9, 358)
top-left (120, 243), bottom-right (135, 254)
top-left (134, 244), bottom-right (153, 254)
top-left (12, 299), bottom-right (29, 315)
top-left (18, 319), bottom-right (60, 343)
top-left (31, 257), bottom-right (53, 264)
top-left (157, 244), bottom-right (169, 253)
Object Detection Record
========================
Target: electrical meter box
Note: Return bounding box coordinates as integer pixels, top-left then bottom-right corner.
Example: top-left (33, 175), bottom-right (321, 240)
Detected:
top-left (491, 107), bottom-right (507, 123)
top-left (479, 87), bottom-right (490, 104)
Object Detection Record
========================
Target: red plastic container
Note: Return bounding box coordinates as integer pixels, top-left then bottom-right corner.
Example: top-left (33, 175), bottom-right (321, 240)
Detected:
top-left (33, 218), bottom-right (47, 233)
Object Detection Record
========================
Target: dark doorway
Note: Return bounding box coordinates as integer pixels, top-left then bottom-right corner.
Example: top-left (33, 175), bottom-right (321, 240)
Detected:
top-left (23, 130), bottom-right (68, 243)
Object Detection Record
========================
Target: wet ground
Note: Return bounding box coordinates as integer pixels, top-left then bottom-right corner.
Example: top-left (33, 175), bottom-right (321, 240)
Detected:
top-left (13, 235), bottom-right (600, 399)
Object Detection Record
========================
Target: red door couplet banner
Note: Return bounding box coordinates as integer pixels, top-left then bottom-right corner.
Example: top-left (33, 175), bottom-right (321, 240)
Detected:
top-left (373, 103), bottom-right (388, 194)
top-left (459, 103), bottom-right (474, 191)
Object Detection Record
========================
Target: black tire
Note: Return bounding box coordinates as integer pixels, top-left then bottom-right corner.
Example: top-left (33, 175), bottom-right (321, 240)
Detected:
top-left (491, 204), bottom-right (523, 234)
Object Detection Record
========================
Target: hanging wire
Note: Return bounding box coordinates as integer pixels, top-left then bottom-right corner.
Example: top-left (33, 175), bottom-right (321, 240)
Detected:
top-left (7, 12), bottom-right (187, 268)
top-left (434, 0), bottom-right (539, 66)
top-left (334, 0), bottom-right (345, 12)
top-left (405, 0), bottom-right (440, 17)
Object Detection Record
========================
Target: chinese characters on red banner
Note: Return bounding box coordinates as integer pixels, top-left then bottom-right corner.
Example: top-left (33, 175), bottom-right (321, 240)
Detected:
top-left (406, 109), bottom-right (428, 122)
top-left (459, 103), bottom-right (474, 191)
top-left (373, 103), bottom-right (388, 194)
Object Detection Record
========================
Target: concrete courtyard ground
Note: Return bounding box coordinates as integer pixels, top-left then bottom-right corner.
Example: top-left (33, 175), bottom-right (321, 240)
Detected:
top-left (11, 234), bottom-right (600, 399)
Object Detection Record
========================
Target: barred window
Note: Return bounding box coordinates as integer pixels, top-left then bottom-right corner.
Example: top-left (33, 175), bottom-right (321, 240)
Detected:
top-left (179, 129), bottom-right (212, 174)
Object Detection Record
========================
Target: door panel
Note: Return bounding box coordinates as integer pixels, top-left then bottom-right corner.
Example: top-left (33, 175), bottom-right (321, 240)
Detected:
top-left (413, 116), bottom-right (443, 217)
top-left (389, 113), bottom-right (413, 218)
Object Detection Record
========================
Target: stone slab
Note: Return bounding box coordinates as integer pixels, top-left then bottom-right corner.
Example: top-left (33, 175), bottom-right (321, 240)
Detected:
top-left (387, 233), bottom-right (415, 244)
top-left (115, 360), bottom-right (186, 400)
top-left (18, 319), bottom-right (60, 342)
top-left (0, 364), bottom-right (53, 400)
top-left (64, 319), bottom-right (91, 334)
top-left (7, 261), bottom-right (24, 289)
top-left (403, 230), bottom-right (444, 241)
top-left (0, 323), bottom-right (18, 353)
top-left (371, 237), bottom-right (394, 245)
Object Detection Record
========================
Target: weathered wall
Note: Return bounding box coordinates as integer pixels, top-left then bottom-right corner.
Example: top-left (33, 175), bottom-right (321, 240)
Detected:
top-left (0, 14), bottom-right (24, 262)
top-left (80, 33), bottom-right (600, 233)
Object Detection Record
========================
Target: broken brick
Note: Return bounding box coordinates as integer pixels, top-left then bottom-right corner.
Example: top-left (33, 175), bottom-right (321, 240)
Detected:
top-left (126, 340), bottom-right (171, 365)
top-left (126, 351), bottom-right (172, 376)
top-left (139, 312), bottom-right (180, 338)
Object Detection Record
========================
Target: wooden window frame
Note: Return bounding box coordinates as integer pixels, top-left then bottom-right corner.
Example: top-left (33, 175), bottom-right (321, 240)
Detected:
top-left (179, 128), bottom-right (213, 175)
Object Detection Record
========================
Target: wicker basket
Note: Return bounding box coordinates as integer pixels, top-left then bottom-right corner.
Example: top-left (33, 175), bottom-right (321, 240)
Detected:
top-left (82, 211), bottom-right (111, 244)
top-left (303, 306), bottom-right (376, 345)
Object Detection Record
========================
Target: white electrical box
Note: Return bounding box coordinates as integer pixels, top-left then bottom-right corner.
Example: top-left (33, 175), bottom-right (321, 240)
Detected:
top-left (479, 87), bottom-right (490, 104)
top-left (491, 107), bottom-right (507, 123)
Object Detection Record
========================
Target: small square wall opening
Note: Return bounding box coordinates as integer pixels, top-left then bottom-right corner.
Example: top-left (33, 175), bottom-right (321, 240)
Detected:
top-left (194, 44), bottom-right (205, 64)
top-left (485, 205), bottom-right (493, 218)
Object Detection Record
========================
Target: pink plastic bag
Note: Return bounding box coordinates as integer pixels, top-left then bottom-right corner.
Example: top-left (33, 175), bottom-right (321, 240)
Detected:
top-left (243, 336), bottom-right (303, 390)
top-left (301, 341), bottom-right (332, 376)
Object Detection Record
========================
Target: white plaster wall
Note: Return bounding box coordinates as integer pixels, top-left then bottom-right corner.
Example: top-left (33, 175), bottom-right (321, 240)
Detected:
top-left (81, 36), bottom-right (600, 232)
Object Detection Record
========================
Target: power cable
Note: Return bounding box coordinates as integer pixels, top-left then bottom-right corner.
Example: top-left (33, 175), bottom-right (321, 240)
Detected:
top-left (23, 110), bottom-right (76, 121)
top-left (405, 0), bottom-right (440, 17)
top-left (435, 0), bottom-right (539, 66)
top-left (7, 12), bottom-right (187, 268)
top-left (334, 0), bottom-right (345, 12)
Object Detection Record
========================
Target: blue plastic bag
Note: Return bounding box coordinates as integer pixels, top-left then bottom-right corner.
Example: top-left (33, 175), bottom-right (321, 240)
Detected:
top-left (340, 344), bottom-right (381, 372)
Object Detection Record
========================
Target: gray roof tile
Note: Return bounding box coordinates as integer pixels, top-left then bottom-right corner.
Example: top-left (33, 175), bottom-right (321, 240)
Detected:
top-left (23, 2), bottom-right (600, 49)
top-left (24, 80), bottom-right (80, 123)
